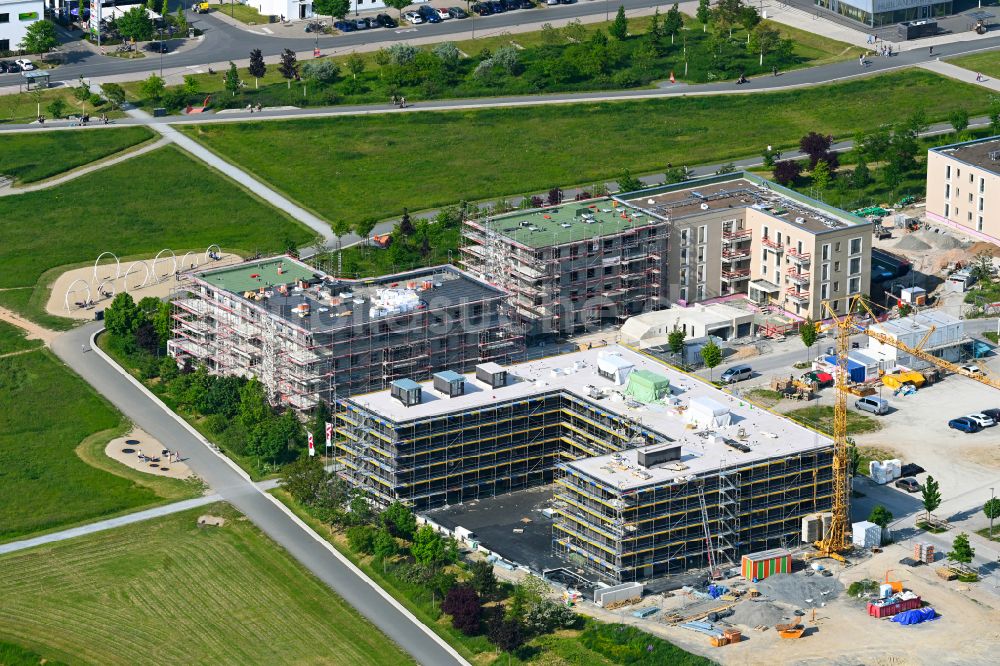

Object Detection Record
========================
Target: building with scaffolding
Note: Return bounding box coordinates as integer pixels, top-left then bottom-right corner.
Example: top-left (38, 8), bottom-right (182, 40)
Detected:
top-left (460, 199), bottom-right (670, 337)
top-left (337, 345), bottom-right (834, 582)
top-left (167, 256), bottom-right (523, 410)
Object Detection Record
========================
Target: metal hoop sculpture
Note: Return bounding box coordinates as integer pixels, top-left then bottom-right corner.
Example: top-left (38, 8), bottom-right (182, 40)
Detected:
top-left (93, 252), bottom-right (121, 288)
top-left (64, 278), bottom-right (92, 312)
top-left (151, 249), bottom-right (177, 284)
top-left (96, 279), bottom-right (117, 301)
top-left (205, 244), bottom-right (222, 262)
top-left (123, 261), bottom-right (150, 292)
top-left (180, 251), bottom-right (197, 272)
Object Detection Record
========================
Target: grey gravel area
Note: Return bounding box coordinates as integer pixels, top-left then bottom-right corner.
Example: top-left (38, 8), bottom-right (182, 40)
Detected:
top-left (754, 573), bottom-right (844, 609)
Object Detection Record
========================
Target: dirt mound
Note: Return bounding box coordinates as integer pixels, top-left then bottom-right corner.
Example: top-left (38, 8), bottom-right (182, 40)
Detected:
top-left (728, 600), bottom-right (793, 627)
top-left (968, 242), bottom-right (1000, 258)
top-left (895, 235), bottom-right (932, 251)
top-left (755, 573), bottom-right (843, 608)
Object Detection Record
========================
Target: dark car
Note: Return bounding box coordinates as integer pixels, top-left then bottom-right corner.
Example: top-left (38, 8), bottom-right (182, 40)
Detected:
top-left (490, 0), bottom-right (506, 12)
top-left (374, 13), bottom-right (397, 27)
top-left (948, 417), bottom-right (982, 433)
top-left (500, 0), bottom-right (519, 9)
top-left (144, 41), bottom-right (170, 53)
top-left (982, 407), bottom-right (1000, 422)
top-left (895, 477), bottom-right (922, 493)
top-left (5, 62), bottom-right (20, 74)
top-left (418, 5), bottom-right (442, 22)
top-left (447, 6), bottom-right (468, 17)
top-left (519, 0), bottom-right (536, 7)
top-left (472, 2), bottom-right (493, 14)
top-left (333, 20), bottom-right (356, 31)
top-left (0, 62), bottom-right (9, 74)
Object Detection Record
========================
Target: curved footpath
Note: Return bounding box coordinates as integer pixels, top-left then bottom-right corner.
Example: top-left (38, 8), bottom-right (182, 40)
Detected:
top-left (50, 323), bottom-right (467, 666)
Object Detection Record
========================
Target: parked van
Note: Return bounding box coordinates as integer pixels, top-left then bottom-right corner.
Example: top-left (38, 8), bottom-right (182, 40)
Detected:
top-left (855, 396), bottom-right (889, 415)
top-left (720, 365), bottom-right (752, 384)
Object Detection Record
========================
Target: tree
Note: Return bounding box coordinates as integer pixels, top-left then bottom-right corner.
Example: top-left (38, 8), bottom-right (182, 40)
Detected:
top-left (101, 83), bottom-right (126, 110)
top-left (19, 20), bottom-right (58, 55)
top-left (748, 23), bottom-right (780, 66)
top-left (381, 500), bottom-right (417, 540)
top-left (315, 0), bottom-right (351, 17)
top-left (248, 49), bottom-right (267, 88)
top-left (713, 0), bottom-right (743, 37)
top-left (664, 4), bottom-right (683, 43)
top-left (348, 489), bottom-right (375, 525)
top-left (947, 532), bottom-right (974, 564)
top-left (347, 524), bottom-right (377, 554)
top-left (989, 95), bottom-right (1000, 136)
top-left (346, 52), bottom-right (366, 79)
top-left (302, 59), bottom-right (340, 86)
top-left (700, 340), bottom-right (722, 380)
top-left (547, 187), bottom-right (562, 205)
top-left (105, 293), bottom-right (140, 339)
top-left (868, 504), bottom-right (893, 529)
top-left (984, 498), bottom-right (1000, 538)
top-left (353, 217), bottom-right (377, 247)
top-left (921, 475), bottom-right (941, 523)
top-left (848, 443), bottom-right (861, 477)
top-left (224, 61), bottom-right (241, 97)
top-left (238, 378), bottom-right (270, 429)
top-left (761, 147), bottom-right (780, 168)
top-left (739, 5), bottom-right (761, 33)
top-left (135, 321), bottom-right (159, 353)
top-left (384, 0), bottom-right (410, 19)
top-left (696, 0), bottom-right (711, 29)
top-left (442, 586), bottom-right (482, 635)
top-left (811, 159), bottom-right (832, 192)
top-left (278, 49), bottom-right (299, 88)
top-left (117, 6), bottom-right (154, 43)
top-left (799, 318), bottom-right (818, 363)
top-left (949, 108), bottom-right (969, 134)
top-left (609, 6), bottom-right (628, 41)
top-left (487, 616), bottom-right (525, 656)
top-left (175, 5), bottom-right (188, 33)
top-left (45, 98), bottom-right (67, 119)
top-left (668, 326), bottom-right (686, 355)
top-left (373, 528), bottom-right (398, 563)
top-left (772, 159), bottom-right (802, 185)
top-left (716, 163), bottom-right (737, 175)
top-left (663, 165), bottom-right (691, 184)
top-left (160, 0), bottom-right (169, 18)
top-left (616, 168), bottom-right (642, 193)
top-left (139, 74), bottom-right (166, 102)
top-left (799, 132), bottom-right (833, 169)
top-left (280, 454), bottom-right (330, 504)
top-left (411, 524), bottom-right (446, 568)
top-left (310, 399), bottom-right (331, 453)
top-left (469, 559), bottom-right (497, 599)
top-left (851, 157), bottom-right (871, 189)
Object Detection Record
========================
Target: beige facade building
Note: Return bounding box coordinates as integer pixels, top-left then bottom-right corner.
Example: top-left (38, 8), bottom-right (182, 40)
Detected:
top-left (622, 174), bottom-right (872, 321)
top-left (926, 136), bottom-right (1000, 242)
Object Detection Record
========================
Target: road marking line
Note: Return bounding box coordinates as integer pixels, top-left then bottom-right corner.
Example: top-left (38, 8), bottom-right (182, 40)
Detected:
top-left (261, 27), bottom-right (273, 34)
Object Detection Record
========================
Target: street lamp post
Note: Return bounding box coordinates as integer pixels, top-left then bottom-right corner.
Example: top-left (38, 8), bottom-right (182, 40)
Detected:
top-left (159, 26), bottom-right (164, 77)
top-left (991, 488), bottom-right (996, 538)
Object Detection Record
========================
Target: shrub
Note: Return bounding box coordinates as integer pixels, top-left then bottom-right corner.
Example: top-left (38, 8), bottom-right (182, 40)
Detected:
top-left (441, 586), bottom-right (482, 635)
top-left (772, 159), bottom-right (803, 185)
top-left (347, 524), bottom-right (377, 554)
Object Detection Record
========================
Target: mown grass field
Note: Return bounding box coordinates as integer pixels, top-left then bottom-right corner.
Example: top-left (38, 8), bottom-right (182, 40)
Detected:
top-left (0, 349), bottom-right (193, 542)
top-left (181, 70), bottom-right (991, 225)
top-left (0, 127), bottom-right (155, 184)
top-left (0, 319), bottom-right (42, 355)
top-left (947, 50), bottom-right (1000, 80)
top-left (786, 405), bottom-right (884, 436)
top-left (0, 504), bottom-right (412, 665)
top-left (0, 145), bottom-right (311, 324)
top-left (0, 87), bottom-right (128, 125)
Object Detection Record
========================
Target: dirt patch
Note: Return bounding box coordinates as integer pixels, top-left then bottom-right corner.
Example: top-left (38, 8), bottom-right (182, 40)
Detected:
top-left (0, 302), bottom-right (59, 345)
top-left (198, 515), bottom-right (226, 527)
top-left (105, 427), bottom-right (194, 480)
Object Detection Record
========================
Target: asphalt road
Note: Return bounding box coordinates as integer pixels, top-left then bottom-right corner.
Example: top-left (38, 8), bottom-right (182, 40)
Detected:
top-left (51, 322), bottom-right (466, 666)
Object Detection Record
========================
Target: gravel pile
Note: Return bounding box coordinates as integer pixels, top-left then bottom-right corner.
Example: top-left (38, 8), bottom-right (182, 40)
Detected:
top-left (754, 573), bottom-right (843, 608)
top-left (921, 230), bottom-right (965, 250)
top-left (728, 600), bottom-right (791, 627)
top-left (895, 235), bottom-right (932, 251)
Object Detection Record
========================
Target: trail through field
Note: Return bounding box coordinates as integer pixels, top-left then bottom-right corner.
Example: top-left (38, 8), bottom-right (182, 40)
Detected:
top-left (0, 302), bottom-right (59, 345)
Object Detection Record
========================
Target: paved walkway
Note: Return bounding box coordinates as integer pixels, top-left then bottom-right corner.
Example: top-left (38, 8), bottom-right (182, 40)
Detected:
top-left (0, 495), bottom-right (221, 555)
top-left (919, 58), bottom-right (1000, 92)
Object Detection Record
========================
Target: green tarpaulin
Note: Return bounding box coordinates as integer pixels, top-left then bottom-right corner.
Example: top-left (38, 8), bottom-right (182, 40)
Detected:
top-left (625, 370), bottom-right (670, 403)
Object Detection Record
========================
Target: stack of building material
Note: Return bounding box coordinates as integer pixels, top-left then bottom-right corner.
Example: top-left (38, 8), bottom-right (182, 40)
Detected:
top-left (722, 628), bottom-right (742, 644)
top-left (914, 542), bottom-right (935, 564)
top-left (852, 521), bottom-right (882, 549)
top-left (884, 459), bottom-right (902, 481)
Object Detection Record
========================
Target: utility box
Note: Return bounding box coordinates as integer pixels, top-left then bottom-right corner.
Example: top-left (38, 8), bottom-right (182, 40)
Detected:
top-left (637, 443), bottom-right (681, 468)
top-left (476, 362), bottom-right (507, 388)
top-left (741, 548), bottom-right (791, 581)
top-left (390, 378), bottom-right (422, 407)
top-left (433, 370), bottom-right (466, 398)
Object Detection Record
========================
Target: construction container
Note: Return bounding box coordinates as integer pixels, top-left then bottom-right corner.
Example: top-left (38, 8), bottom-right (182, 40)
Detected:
top-left (390, 379), bottom-right (422, 407)
top-left (868, 593), bottom-right (921, 618)
top-left (594, 582), bottom-right (644, 607)
top-left (741, 548), bottom-right (792, 581)
top-left (433, 370), bottom-right (466, 397)
top-left (851, 521), bottom-right (882, 549)
top-left (722, 628), bottom-right (742, 643)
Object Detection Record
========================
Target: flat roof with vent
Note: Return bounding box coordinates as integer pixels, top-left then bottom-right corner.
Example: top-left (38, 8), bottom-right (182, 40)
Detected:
top-left (933, 135), bottom-right (1000, 176)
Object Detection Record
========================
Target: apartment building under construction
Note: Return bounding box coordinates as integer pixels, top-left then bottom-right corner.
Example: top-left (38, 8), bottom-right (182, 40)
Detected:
top-left (167, 257), bottom-right (523, 410)
top-left (337, 345), bottom-right (834, 582)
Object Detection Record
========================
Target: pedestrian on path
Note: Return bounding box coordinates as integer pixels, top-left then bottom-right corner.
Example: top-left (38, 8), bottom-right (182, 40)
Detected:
top-left (929, 46), bottom-right (933, 56)
top-left (977, 72), bottom-right (984, 82)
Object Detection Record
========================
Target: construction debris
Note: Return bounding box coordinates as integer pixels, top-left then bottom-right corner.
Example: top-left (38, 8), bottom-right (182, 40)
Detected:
top-left (754, 573), bottom-right (843, 608)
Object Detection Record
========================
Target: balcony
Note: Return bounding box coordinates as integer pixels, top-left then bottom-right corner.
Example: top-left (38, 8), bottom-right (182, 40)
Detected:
top-left (722, 228), bottom-right (752, 243)
top-left (787, 248), bottom-right (811, 265)
top-left (787, 290), bottom-right (810, 304)
top-left (786, 270), bottom-right (810, 286)
top-left (721, 248), bottom-right (750, 262)
top-left (721, 269), bottom-right (751, 282)
top-left (761, 236), bottom-right (784, 252)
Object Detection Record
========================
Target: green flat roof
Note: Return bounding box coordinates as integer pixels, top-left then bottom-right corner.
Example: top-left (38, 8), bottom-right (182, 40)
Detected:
top-left (484, 199), bottom-right (655, 248)
top-left (199, 258), bottom-right (317, 294)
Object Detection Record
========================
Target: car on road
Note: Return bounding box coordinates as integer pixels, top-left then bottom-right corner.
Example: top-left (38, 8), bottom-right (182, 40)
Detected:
top-left (895, 477), bottom-right (922, 493)
top-left (855, 396), bottom-right (890, 415)
top-left (374, 13), bottom-right (397, 27)
top-left (403, 11), bottom-right (424, 23)
top-left (948, 416), bottom-right (982, 433)
top-left (447, 6), bottom-right (468, 17)
top-left (15, 58), bottom-right (34, 71)
top-left (960, 364), bottom-right (982, 375)
top-left (966, 412), bottom-right (996, 428)
top-left (720, 364), bottom-right (752, 384)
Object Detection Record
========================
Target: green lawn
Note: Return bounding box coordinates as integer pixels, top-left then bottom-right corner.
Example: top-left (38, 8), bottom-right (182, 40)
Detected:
top-left (181, 69), bottom-right (990, 225)
top-left (855, 444), bottom-right (899, 478)
top-left (0, 319), bottom-right (42, 355)
top-left (0, 350), bottom-right (196, 542)
top-left (0, 145), bottom-right (311, 325)
top-left (211, 3), bottom-right (270, 24)
top-left (786, 405), bottom-right (884, 436)
top-left (947, 50), bottom-right (1000, 80)
top-left (0, 503), bottom-right (412, 665)
top-left (0, 127), bottom-right (154, 184)
top-left (0, 87), bottom-right (127, 125)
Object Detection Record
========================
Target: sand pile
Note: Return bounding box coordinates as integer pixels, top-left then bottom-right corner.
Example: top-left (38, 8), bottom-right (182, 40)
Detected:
top-left (968, 242), bottom-right (1000, 258)
top-left (728, 600), bottom-right (792, 627)
top-left (920, 230), bottom-right (966, 250)
top-left (755, 573), bottom-right (843, 608)
top-left (895, 235), bottom-right (932, 251)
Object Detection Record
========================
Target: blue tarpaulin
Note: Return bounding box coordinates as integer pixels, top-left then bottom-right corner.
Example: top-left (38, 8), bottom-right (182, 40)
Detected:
top-left (892, 607), bottom-right (937, 625)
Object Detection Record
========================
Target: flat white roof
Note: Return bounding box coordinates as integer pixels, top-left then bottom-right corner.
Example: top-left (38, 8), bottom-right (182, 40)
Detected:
top-left (347, 345), bottom-right (831, 489)
top-left (869, 311), bottom-right (963, 338)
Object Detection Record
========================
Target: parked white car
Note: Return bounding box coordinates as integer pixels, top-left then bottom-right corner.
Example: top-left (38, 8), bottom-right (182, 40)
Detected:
top-left (961, 364), bottom-right (982, 375)
top-left (965, 413), bottom-right (996, 428)
top-left (15, 58), bottom-right (34, 71)
top-left (403, 11), bottom-right (424, 23)
top-left (434, 7), bottom-right (451, 19)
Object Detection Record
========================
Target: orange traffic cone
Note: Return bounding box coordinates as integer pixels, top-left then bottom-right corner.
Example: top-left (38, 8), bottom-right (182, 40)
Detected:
top-left (669, 71), bottom-right (676, 84)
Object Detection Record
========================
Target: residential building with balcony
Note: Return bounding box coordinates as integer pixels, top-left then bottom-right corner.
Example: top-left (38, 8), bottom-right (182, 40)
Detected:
top-left (926, 136), bottom-right (1000, 243)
